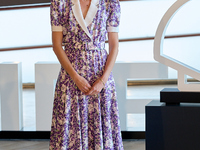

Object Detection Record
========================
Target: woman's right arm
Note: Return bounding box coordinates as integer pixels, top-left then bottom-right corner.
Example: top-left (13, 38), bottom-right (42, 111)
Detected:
top-left (52, 32), bottom-right (91, 93)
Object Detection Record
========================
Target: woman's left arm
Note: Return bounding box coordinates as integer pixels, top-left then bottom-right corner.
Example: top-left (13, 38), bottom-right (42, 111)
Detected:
top-left (101, 32), bottom-right (119, 82)
top-left (86, 32), bottom-right (119, 95)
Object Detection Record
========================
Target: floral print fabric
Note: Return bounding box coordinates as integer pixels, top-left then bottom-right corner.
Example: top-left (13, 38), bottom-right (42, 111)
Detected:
top-left (49, 0), bottom-right (123, 149)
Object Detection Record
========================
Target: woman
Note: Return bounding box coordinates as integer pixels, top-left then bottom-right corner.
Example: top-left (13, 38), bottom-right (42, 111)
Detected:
top-left (49, 0), bottom-right (123, 149)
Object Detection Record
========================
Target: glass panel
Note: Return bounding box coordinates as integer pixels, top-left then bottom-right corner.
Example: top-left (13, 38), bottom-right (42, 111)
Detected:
top-left (119, 0), bottom-right (200, 39)
top-left (163, 36), bottom-right (200, 71)
top-left (23, 89), bottom-right (36, 131)
top-left (165, 1), bottom-right (200, 36)
top-left (0, 7), bottom-right (51, 49)
top-left (106, 40), bottom-right (155, 63)
top-left (119, 1), bottom-right (176, 39)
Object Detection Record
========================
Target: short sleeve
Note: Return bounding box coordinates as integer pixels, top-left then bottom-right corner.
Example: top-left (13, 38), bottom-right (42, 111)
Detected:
top-left (50, 0), bottom-right (63, 31)
top-left (106, 0), bottom-right (121, 32)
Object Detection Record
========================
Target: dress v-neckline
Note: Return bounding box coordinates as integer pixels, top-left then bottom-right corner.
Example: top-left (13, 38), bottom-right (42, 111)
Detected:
top-left (78, 0), bottom-right (92, 21)
top-left (78, 0), bottom-right (91, 19)
top-left (71, 0), bottom-right (99, 38)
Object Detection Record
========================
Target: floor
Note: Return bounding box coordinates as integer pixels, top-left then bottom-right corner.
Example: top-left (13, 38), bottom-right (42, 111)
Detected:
top-left (0, 139), bottom-right (145, 150)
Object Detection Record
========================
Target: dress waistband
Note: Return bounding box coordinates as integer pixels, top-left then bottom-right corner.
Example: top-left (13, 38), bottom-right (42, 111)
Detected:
top-left (64, 42), bottom-right (105, 51)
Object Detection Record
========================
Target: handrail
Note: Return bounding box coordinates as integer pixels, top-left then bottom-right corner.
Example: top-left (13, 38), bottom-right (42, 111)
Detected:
top-left (0, 45), bottom-right (53, 52)
top-left (0, 4), bottom-right (50, 11)
top-left (0, 0), bottom-right (134, 11)
top-left (0, 33), bottom-right (200, 52)
top-left (22, 78), bottom-right (199, 88)
top-left (119, 33), bottom-right (200, 42)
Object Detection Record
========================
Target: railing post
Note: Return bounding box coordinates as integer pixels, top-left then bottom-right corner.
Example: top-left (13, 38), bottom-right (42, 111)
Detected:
top-left (35, 62), bottom-right (60, 131)
top-left (0, 62), bottom-right (23, 130)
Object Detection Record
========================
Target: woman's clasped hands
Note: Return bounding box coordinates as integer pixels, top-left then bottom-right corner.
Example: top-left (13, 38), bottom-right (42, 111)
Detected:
top-left (73, 74), bottom-right (105, 95)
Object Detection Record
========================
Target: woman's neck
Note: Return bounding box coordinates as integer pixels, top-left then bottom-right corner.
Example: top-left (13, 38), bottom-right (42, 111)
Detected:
top-left (79, 0), bottom-right (91, 19)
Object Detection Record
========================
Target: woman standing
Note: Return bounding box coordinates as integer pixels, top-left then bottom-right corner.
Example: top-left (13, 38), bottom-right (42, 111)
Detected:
top-left (49, 0), bottom-right (123, 149)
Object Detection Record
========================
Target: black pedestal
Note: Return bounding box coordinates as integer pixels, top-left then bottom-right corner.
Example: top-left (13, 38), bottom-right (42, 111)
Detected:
top-left (161, 88), bottom-right (200, 105)
top-left (146, 100), bottom-right (200, 150)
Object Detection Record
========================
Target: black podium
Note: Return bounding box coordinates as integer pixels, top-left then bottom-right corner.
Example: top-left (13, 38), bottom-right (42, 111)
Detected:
top-left (146, 88), bottom-right (200, 150)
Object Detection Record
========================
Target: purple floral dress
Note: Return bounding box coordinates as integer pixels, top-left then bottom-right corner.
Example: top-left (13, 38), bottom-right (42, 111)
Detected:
top-left (49, 0), bottom-right (123, 149)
